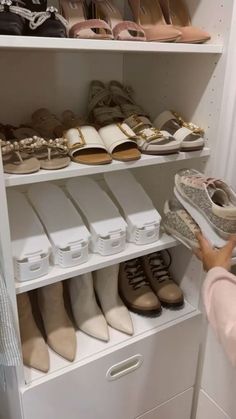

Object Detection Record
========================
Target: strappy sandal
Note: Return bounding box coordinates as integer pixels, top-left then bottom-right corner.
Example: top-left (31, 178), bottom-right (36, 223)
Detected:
top-left (1, 138), bottom-right (41, 174)
top-left (128, 0), bottom-right (181, 42)
top-left (60, 0), bottom-right (113, 39)
top-left (13, 127), bottom-right (70, 170)
top-left (31, 108), bottom-right (64, 139)
top-left (109, 80), bottom-right (148, 119)
top-left (29, 6), bottom-right (68, 37)
top-left (88, 80), bottom-right (124, 127)
top-left (0, 0), bottom-right (32, 35)
top-left (154, 110), bottom-right (205, 151)
top-left (64, 125), bottom-right (112, 165)
top-left (159, 0), bottom-right (210, 44)
top-left (91, 0), bottom-right (146, 41)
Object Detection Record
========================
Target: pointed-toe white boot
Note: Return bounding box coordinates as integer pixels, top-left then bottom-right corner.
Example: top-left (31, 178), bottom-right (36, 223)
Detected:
top-left (69, 273), bottom-right (109, 342)
top-left (94, 265), bottom-right (134, 335)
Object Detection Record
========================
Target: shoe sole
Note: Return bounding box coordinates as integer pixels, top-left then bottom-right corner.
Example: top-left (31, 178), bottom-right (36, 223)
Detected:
top-left (163, 224), bottom-right (197, 250)
top-left (161, 300), bottom-right (185, 310)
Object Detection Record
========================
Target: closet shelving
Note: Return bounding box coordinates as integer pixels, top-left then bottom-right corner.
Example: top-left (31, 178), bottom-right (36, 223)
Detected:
top-left (15, 234), bottom-right (178, 294)
top-left (0, 1), bottom-right (231, 418)
top-left (0, 35), bottom-right (223, 54)
top-left (4, 147), bottom-right (210, 187)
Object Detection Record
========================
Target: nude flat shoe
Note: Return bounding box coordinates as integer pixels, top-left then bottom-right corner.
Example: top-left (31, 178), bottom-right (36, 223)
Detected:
top-left (159, 0), bottom-right (211, 44)
top-left (128, 0), bottom-right (181, 42)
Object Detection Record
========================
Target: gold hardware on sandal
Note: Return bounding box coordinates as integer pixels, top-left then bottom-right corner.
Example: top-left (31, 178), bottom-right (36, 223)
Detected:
top-left (172, 111), bottom-right (204, 135)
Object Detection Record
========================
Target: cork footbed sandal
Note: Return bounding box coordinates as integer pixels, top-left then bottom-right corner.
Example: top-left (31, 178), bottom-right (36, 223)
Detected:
top-left (64, 125), bottom-right (112, 166)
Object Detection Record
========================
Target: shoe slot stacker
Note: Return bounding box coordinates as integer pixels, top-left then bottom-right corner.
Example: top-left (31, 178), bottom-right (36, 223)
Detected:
top-left (0, 1), bottom-right (232, 419)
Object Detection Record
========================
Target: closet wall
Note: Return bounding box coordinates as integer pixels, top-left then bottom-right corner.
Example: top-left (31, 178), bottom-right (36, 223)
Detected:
top-left (0, 0), bottom-right (234, 418)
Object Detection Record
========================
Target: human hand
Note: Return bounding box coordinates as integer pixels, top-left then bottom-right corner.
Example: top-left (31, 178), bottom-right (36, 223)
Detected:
top-left (195, 232), bottom-right (236, 272)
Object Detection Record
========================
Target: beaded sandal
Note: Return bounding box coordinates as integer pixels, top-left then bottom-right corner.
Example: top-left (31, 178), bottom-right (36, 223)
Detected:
top-left (29, 6), bottom-right (68, 37)
top-left (0, 0), bottom-right (32, 35)
top-left (13, 127), bottom-right (70, 170)
top-left (0, 138), bottom-right (41, 174)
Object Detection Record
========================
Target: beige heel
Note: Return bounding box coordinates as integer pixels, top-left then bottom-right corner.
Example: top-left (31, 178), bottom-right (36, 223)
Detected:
top-left (128, 0), bottom-right (181, 42)
top-left (159, 0), bottom-right (211, 43)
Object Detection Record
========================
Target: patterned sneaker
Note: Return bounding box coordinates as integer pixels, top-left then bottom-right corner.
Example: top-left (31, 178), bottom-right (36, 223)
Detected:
top-left (163, 197), bottom-right (200, 249)
top-left (175, 169), bottom-right (236, 239)
top-left (141, 251), bottom-right (184, 308)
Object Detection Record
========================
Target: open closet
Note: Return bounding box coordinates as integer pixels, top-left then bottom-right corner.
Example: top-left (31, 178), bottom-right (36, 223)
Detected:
top-left (0, 1), bottom-right (234, 418)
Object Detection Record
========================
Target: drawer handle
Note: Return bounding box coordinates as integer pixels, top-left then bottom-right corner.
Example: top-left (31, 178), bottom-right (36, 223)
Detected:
top-left (106, 354), bottom-right (143, 381)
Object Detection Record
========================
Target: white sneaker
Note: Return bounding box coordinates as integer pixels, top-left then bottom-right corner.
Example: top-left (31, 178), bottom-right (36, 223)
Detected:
top-left (69, 274), bottom-right (109, 342)
top-left (94, 265), bottom-right (134, 336)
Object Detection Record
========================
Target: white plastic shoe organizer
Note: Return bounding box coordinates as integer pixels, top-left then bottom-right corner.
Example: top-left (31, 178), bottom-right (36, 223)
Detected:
top-left (66, 178), bottom-right (127, 256)
top-left (7, 190), bottom-right (51, 282)
top-left (104, 171), bottom-right (161, 245)
top-left (28, 184), bottom-right (91, 267)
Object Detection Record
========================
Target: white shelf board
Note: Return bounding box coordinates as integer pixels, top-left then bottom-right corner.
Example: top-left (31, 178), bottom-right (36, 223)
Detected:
top-left (5, 148), bottom-right (210, 187)
top-left (23, 300), bottom-right (199, 386)
top-left (15, 234), bottom-right (178, 294)
top-left (0, 36), bottom-right (223, 54)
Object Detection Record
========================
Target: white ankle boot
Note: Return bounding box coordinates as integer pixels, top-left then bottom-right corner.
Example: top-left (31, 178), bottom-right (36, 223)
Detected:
top-left (69, 273), bottom-right (109, 342)
top-left (37, 282), bottom-right (77, 362)
top-left (94, 265), bottom-right (134, 335)
top-left (17, 293), bottom-right (49, 372)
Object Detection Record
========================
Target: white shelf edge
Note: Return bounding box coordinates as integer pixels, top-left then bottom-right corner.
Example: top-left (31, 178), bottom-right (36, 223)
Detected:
top-left (5, 148), bottom-right (210, 187)
top-left (0, 36), bottom-right (223, 54)
top-left (22, 303), bottom-right (201, 388)
top-left (15, 234), bottom-right (178, 294)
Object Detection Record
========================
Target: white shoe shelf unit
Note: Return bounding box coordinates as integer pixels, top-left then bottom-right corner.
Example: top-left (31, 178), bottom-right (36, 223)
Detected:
top-left (0, 1), bottom-right (232, 419)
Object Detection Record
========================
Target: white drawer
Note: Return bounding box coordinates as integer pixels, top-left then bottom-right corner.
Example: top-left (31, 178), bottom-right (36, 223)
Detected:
top-left (136, 388), bottom-right (193, 419)
top-left (21, 315), bottom-right (201, 419)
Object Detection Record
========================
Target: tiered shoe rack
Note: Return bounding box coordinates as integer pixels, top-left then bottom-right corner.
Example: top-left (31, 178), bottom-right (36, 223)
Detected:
top-left (0, 1), bottom-right (232, 419)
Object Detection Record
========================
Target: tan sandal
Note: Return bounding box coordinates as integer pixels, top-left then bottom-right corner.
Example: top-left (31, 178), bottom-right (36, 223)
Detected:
top-left (128, 0), bottom-right (181, 42)
top-left (1, 138), bottom-right (41, 174)
top-left (159, 0), bottom-right (211, 44)
top-left (13, 126), bottom-right (70, 170)
top-left (88, 80), bottom-right (124, 127)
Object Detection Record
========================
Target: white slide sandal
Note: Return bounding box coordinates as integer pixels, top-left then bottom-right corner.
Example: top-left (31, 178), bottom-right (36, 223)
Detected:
top-left (98, 122), bottom-right (141, 162)
top-left (64, 125), bottom-right (112, 165)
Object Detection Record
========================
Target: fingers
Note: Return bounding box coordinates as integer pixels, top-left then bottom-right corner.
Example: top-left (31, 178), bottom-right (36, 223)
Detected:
top-left (194, 247), bottom-right (202, 261)
top-left (223, 235), bottom-right (236, 255)
top-left (195, 232), bottom-right (212, 253)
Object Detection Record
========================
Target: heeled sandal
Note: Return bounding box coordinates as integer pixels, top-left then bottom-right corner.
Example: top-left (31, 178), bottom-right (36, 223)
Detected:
top-left (128, 0), bottom-right (181, 42)
top-left (60, 0), bottom-right (113, 39)
top-left (1, 138), bottom-right (41, 174)
top-left (159, 0), bottom-right (210, 44)
top-left (91, 0), bottom-right (146, 41)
